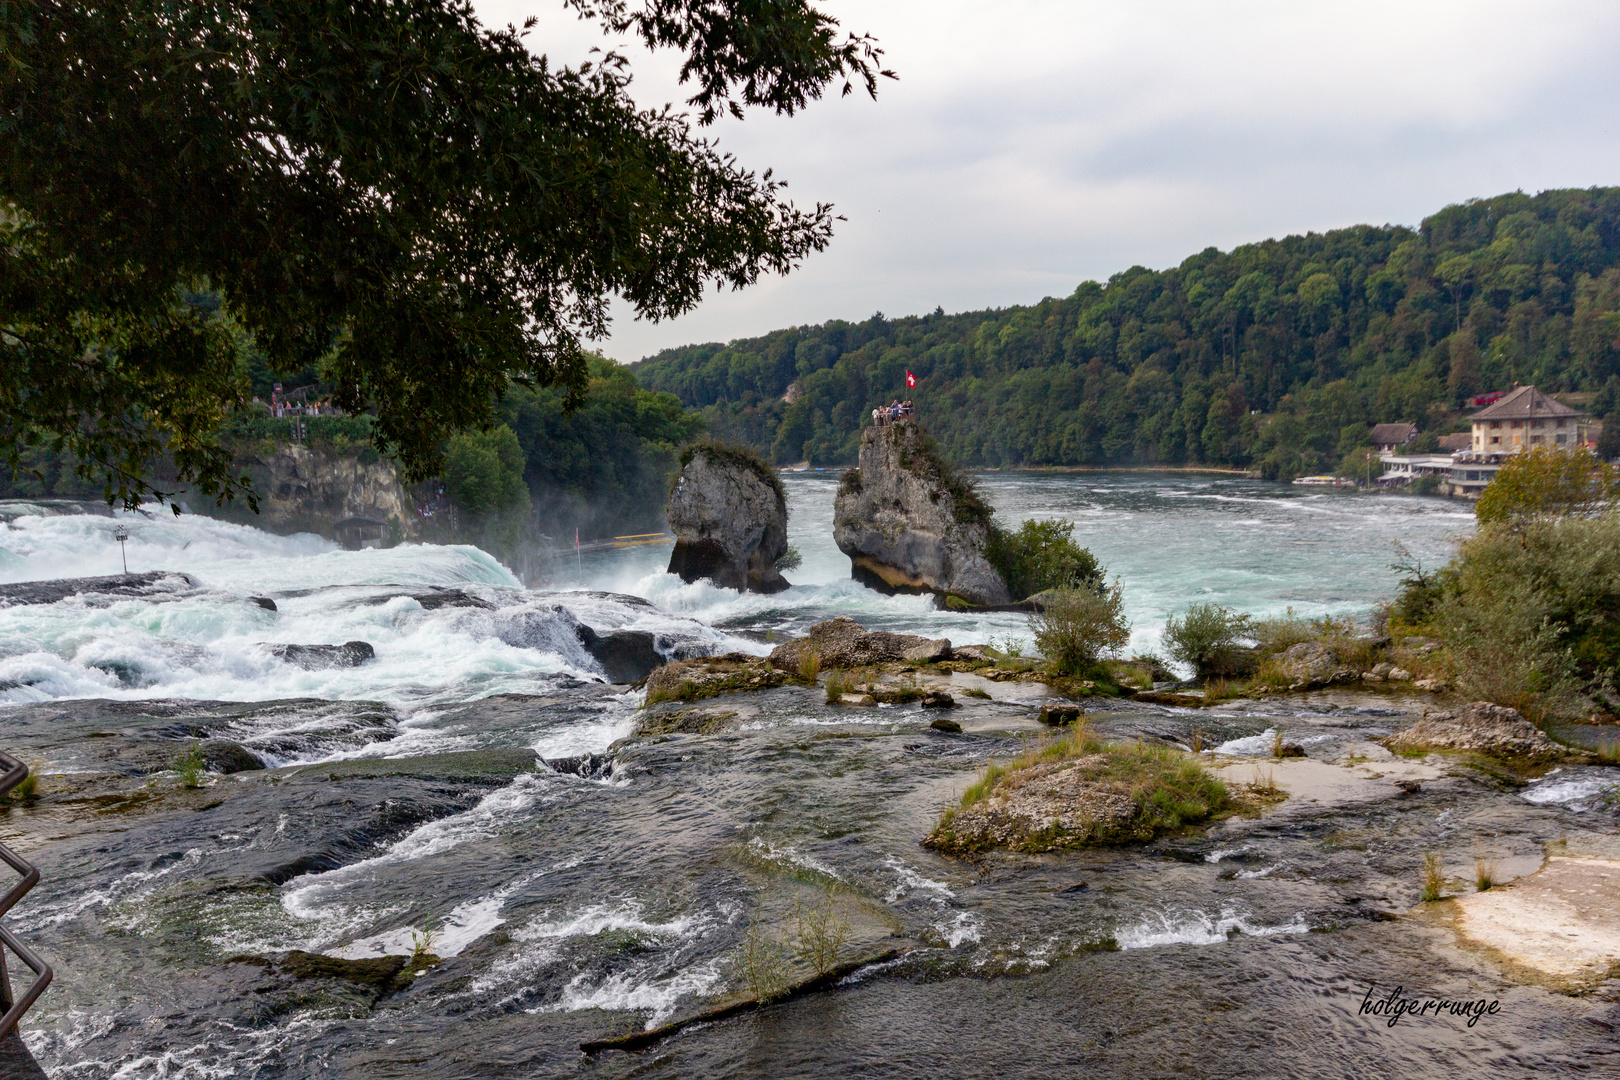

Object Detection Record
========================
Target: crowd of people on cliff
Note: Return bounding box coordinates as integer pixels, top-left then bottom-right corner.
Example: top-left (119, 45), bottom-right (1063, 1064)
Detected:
top-left (872, 400), bottom-right (914, 425)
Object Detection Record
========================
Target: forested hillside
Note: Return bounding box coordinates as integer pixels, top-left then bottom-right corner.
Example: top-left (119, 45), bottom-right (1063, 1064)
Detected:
top-left (632, 188), bottom-right (1620, 477)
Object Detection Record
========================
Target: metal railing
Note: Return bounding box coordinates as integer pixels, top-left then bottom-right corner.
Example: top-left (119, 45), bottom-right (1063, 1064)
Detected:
top-left (0, 752), bottom-right (50, 1038)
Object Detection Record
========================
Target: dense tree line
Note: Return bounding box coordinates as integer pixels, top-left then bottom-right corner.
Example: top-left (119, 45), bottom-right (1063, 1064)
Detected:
top-left (632, 188), bottom-right (1620, 478)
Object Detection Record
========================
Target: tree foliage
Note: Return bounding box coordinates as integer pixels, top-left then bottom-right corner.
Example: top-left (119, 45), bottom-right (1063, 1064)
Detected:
top-left (496, 356), bottom-right (704, 539)
top-left (632, 188), bottom-right (1620, 472)
top-left (988, 519), bottom-right (1103, 601)
top-left (1029, 582), bottom-right (1130, 675)
top-left (0, 0), bottom-right (891, 509)
top-left (1163, 603), bottom-right (1253, 678)
top-left (443, 425), bottom-right (529, 517)
top-left (1474, 444), bottom-right (1620, 527)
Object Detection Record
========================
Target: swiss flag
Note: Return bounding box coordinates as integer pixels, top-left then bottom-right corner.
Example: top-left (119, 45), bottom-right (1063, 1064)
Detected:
top-left (905, 370), bottom-right (916, 388)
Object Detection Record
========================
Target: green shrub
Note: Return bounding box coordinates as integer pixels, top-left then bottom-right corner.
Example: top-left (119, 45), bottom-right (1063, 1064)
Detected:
top-left (1476, 444), bottom-right (1620, 528)
top-left (1251, 608), bottom-right (1316, 655)
top-left (1029, 582), bottom-right (1130, 675)
top-left (987, 519), bottom-right (1103, 601)
top-left (1163, 603), bottom-right (1253, 677)
top-left (1436, 520), bottom-right (1601, 722)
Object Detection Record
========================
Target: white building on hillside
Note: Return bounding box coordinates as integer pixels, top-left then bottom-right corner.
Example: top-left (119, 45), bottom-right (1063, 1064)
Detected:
top-left (1444, 386), bottom-right (1590, 497)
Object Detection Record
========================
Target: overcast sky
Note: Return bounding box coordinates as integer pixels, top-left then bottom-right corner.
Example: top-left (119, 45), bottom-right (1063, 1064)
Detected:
top-left (476, 0), bottom-right (1620, 362)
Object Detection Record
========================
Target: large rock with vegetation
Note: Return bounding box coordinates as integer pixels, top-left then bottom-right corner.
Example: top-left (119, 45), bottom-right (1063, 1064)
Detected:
top-left (832, 422), bottom-right (1010, 606)
top-left (924, 734), bottom-right (1230, 854)
top-left (666, 444), bottom-right (791, 594)
top-left (1384, 701), bottom-right (1564, 760)
top-left (768, 616), bottom-right (950, 671)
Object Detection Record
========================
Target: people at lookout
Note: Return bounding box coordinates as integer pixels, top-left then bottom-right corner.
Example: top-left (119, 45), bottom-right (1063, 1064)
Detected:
top-left (871, 400), bottom-right (917, 425)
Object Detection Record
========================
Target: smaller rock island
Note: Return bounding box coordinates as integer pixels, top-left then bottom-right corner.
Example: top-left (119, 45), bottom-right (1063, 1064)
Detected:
top-left (666, 443), bottom-right (792, 594)
top-left (833, 420), bottom-right (1011, 606)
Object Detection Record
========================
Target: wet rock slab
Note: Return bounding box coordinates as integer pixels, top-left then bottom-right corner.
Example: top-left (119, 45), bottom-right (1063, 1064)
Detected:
top-left (0, 571), bottom-right (197, 607)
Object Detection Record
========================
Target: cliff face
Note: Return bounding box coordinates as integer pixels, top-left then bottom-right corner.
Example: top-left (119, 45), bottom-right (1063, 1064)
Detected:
top-left (666, 447), bottom-right (790, 593)
top-left (832, 422), bottom-right (1010, 606)
top-left (251, 445), bottom-right (413, 537)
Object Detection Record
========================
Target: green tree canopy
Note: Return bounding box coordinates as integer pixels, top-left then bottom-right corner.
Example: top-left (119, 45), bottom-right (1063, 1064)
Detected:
top-left (632, 188), bottom-right (1620, 476)
top-left (0, 0), bottom-right (892, 509)
top-left (444, 424), bottom-right (530, 516)
top-left (1475, 444), bottom-right (1620, 527)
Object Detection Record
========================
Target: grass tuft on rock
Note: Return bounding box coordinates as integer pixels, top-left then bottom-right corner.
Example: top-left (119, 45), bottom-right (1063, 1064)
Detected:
top-left (926, 727), bottom-right (1229, 853)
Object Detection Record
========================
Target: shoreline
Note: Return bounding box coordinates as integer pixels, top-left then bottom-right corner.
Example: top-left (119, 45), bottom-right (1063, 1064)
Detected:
top-left (972, 464), bottom-right (1260, 477)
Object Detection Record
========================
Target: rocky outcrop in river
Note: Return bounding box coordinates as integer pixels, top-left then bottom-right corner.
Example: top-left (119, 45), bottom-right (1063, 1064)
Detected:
top-left (832, 422), bottom-right (1010, 606)
top-left (666, 445), bottom-right (790, 593)
top-left (768, 616), bottom-right (950, 670)
top-left (1384, 701), bottom-right (1566, 760)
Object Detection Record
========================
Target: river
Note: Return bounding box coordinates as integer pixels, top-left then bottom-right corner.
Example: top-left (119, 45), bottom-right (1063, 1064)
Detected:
top-left (2, 474), bottom-right (1616, 1078)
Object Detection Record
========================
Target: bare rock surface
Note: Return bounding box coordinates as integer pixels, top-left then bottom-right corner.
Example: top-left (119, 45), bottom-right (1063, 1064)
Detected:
top-left (1278, 641), bottom-right (1356, 689)
top-left (768, 616), bottom-right (950, 671)
top-left (268, 641), bottom-right (376, 669)
top-left (832, 422), bottom-right (1010, 606)
top-left (1384, 701), bottom-right (1564, 760)
top-left (666, 446), bottom-right (789, 594)
top-left (1454, 857), bottom-right (1620, 984)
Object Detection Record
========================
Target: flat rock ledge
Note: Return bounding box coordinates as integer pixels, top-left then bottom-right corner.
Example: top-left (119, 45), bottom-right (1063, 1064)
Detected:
top-left (769, 616), bottom-right (950, 671)
top-left (1384, 701), bottom-right (1565, 761)
top-left (1453, 857), bottom-right (1620, 987)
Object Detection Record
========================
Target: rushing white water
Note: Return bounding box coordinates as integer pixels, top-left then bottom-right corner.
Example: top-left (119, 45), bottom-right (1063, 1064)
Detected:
top-left (0, 476), bottom-right (1468, 709)
top-left (1114, 905), bottom-right (1311, 949)
top-left (0, 504), bottom-right (741, 707)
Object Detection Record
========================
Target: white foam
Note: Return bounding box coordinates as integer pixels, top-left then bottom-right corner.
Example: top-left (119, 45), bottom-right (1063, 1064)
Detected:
top-left (1115, 905), bottom-right (1309, 949)
top-left (538, 959), bottom-right (725, 1027)
top-left (883, 856), bottom-right (955, 903)
top-left (1213, 729), bottom-right (1280, 756)
top-left (280, 772), bottom-right (553, 926)
top-left (1205, 846), bottom-right (1249, 863)
top-left (1521, 776), bottom-right (1620, 811)
top-left (473, 901), bottom-right (709, 998)
top-left (746, 837), bottom-right (844, 881)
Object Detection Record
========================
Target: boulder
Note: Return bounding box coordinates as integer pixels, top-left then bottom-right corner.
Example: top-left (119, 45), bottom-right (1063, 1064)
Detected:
top-left (1277, 641), bottom-right (1355, 689)
top-left (925, 758), bottom-right (1139, 852)
top-left (268, 641), bottom-right (375, 669)
top-left (768, 616), bottom-right (951, 671)
top-left (202, 741), bottom-right (264, 774)
top-left (921, 690), bottom-right (958, 709)
top-left (1384, 701), bottom-right (1564, 761)
top-left (666, 445), bottom-right (790, 594)
top-left (929, 717), bottom-right (963, 733)
top-left (832, 422), bottom-right (1011, 606)
top-left (574, 626), bottom-right (667, 684)
top-left (1038, 703), bottom-right (1084, 726)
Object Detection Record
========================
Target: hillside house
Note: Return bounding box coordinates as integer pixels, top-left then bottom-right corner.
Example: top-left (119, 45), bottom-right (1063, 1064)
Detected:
top-left (1446, 386), bottom-right (1590, 497)
top-left (1370, 423), bottom-right (1418, 453)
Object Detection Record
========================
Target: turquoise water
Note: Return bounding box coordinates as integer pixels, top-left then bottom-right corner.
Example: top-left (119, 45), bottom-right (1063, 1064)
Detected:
top-left (581, 470), bottom-right (1474, 657)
